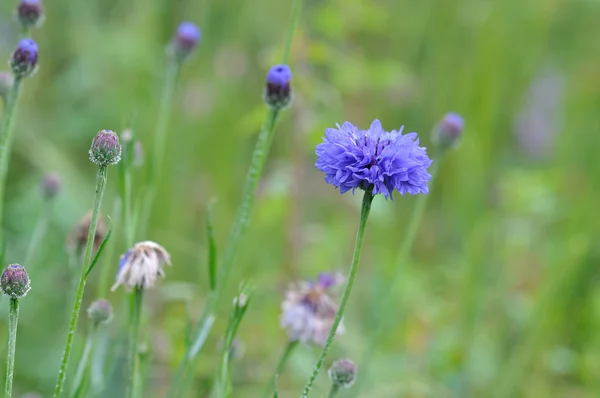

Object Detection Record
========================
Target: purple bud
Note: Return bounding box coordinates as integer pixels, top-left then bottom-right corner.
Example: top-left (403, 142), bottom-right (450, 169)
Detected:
top-left (264, 64), bottom-right (292, 110)
top-left (89, 130), bottom-right (122, 166)
top-left (328, 359), bottom-right (357, 389)
top-left (16, 0), bottom-right (44, 29)
top-left (170, 22), bottom-right (201, 60)
top-left (87, 299), bottom-right (113, 324)
top-left (0, 264), bottom-right (31, 300)
top-left (40, 172), bottom-right (61, 200)
top-left (9, 39), bottom-right (38, 78)
top-left (433, 112), bottom-right (464, 150)
top-left (0, 73), bottom-right (13, 101)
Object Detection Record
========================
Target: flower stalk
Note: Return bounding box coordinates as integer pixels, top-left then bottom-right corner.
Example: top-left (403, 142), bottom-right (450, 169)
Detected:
top-left (127, 287), bottom-right (144, 398)
top-left (5, 298), bottom-right (19, 398)
top-left (263, 340), bottom-right (298, 398)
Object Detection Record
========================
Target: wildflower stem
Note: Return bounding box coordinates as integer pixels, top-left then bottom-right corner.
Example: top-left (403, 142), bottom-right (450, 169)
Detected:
top-left (263, 340), bottom-right (298, 398)
top-left (282, 0), bottom-right (302, 63)
top-left (327, 385), bottom-right (339, 398)
top-left (5, 298), bottom-right (19, 398)
top-left (71, 324), bottom-right (97, 398)
top-left (54, 166), bottom-right (108, 398)
top-left (126, 287), bottom-right (144, 398)
top-left (300, 190), bottom-right (374, 398)
top-left (23, 199), bottom-right (53, 266)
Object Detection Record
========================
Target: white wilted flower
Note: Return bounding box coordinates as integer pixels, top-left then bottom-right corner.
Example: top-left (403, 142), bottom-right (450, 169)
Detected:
top-left (111, 241), bottom-right (171, 291)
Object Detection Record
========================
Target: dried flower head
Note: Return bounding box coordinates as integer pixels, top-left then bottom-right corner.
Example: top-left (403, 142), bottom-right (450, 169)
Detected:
top-left (16, 0), bottom-right (44, 29)
top-left (0, 264), bottom-right (30, 300)
top-left (10, 38), bottom-right (38, 78)
top-left (40, 172), bottom-right (61, 200)
top-left (89, 130), bottom-right (121, 166)
top-left (87, 299), bottom-right (113, 324)
top-left (433, 112), bottom-right (464, 150)
top-left (67, 211), bottom-right (106, 254)
top-left (0, 72), bottom-right (13, 102)
top-left (112, 241), bottom-right (171, 291)
top-left (264, 64), bottom-right (292, 110)
top-left (328, 359), bottom-right (357, 388)
top-left (280, 272), bottom-right (344, 346)
top-left (169, 22), bottom-right (201, 60)
top-left (315, 119), bottom-right (432, 198)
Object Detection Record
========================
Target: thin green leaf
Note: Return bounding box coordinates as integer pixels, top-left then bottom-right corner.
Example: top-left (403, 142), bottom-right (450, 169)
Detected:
top-left (85, 228), bottom-right (112, 279)
top-left (206, 199), bottom-right (217, 291)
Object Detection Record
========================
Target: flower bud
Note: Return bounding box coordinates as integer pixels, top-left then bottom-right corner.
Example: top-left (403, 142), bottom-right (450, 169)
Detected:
top-left (433, 112), bottom-right (464, 150)
top-left (40, 172), bottom-right (61, 200)
top-left (87, 299), bottom-right (113, 324)
top-left (16, 0), bottom-right (44, 29)
top-left (263, 64), bottom-right (292, 110)
top-left (328, 359), bottom-right (357, 389)
top-left (0, 73), bottom-right (13, 102)
top-left (0, 264), bottom-right (31, 300)
top-left (169, 22), bottom-right (201, 61)
top-left (89, 130), bottom-right (122, 166)
top-left (10, 39), bottom-right (38, 78)
top-left (67, 211), bottom-right (106, 254)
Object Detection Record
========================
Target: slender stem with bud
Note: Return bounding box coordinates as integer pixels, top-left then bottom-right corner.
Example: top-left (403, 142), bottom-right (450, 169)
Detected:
top-left (301, 190), bottom-right (374, 398)
top-left (126, 287), bottom-right (144, 398)
top-left (54, 166), bottom-right (108, 398)
top-left (5, 298), bottom-right (19, 398)
top-left (327, 385), bottom-right (339, 398)
top-left (263, 340), bottom-right (298, 398)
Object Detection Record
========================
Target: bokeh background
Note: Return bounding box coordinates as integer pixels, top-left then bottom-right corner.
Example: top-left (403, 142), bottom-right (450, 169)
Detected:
top-left (1, 0), bottom-right (600, 397)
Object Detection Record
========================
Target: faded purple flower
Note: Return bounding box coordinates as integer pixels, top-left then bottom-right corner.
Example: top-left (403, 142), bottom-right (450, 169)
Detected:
top-left (280, 274), bottom-right (344, 346)
top-left (170, 22), bottom-right (201, 60)
top-left (112, 241), bottom-right (171, 291)
top-left (10, 38), bottom-right (38, 78)
top-left (315, 119), bottom-right (432, 198)
top-left (16, 0), bottom-right (44, 28)
top-left (264, 64), bottom-right (292, 110)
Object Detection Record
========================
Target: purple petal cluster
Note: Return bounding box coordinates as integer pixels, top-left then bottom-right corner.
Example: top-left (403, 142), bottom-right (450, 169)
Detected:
top-left (10, 38), bottom-right (38, 78)
top-left (315, 119), bottom-right (432, 198)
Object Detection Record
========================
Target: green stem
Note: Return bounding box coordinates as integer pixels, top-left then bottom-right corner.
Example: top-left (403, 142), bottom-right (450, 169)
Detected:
top-left (126, 287), bottom-right (144, 398)
top-left (263, 341), bottom-right (298, 398)
top-left (5, 299), bottom-right (19, 398)
top-left (300, 190), bottom-right (374, 398)
top-left (54, 166), bottom-right (108, 398)
top-left (327, 385), bottom-right (339, 398)
top-left (281, 0), bottom-right (302, 63)
top-left (24, 199), bottom-right (53, 266)
top-left (71, 324), bottom-right (97, 398)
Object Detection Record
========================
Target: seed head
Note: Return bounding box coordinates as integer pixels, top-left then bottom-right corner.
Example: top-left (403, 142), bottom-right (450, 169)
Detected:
top-left (87, 299), bottom-right (113, 324)
top-left (89, 130), bottom-right (122, 166)
top-left (433, 112), bottom-right (464, 150)
top-left (40, 172), bottom-right (61, 200)
top-left (10, 38), bottom-right (38, 79)
top-left (16, 0), bottom-right (44, 29)
top-left (328, 359), bottom-right (357, 389)
top-left (0, 264), bottom-right (30, 300)
top-left (0, 73), bottom-right (13, 102)
top-left (169, 22), bottom-right (201, 61)
top-left (264, 64), bottom-right (292, 110)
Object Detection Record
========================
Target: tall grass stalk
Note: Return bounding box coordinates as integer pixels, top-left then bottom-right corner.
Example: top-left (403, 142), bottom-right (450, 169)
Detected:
top-left (4, 298), bottom-right (19, 398)
top-left (54, 166), bottom-right (108, 398)
top-left (300, 190), bottom-right (374, 397)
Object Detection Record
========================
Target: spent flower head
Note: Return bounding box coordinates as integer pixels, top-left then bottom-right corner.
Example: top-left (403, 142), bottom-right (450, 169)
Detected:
top-left (87, 299), bottom-right (113, 324)
top-left (0, 264), bottom-right (30, 300)
top-left (40, 172), bottom-right (61, 200)
top-left (89, 130), bottom-right (122, 166)
top-left (112, 241), bottom-right (171, 291)
top-left (280, 272), bottom-right (344, 346)
top-left (16, 0), bottom-right (44, 29)
top-left (433, 112), bottom-right (464, 150)
top-left (10, 38), bottom-right (38, 78)
top-left (315, 119), bottom-right (432, 198)
top-left (264, 64), bottom-right (292, 110)
top-left (67, 210), bottom-right (106, 254)
top-left (328, 359), bottom-right (357, 389)
top-left (169, 22), bottom-right (201, 60)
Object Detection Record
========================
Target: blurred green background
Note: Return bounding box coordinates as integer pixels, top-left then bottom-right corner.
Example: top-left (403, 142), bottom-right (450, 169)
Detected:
top-left (2, 0), bottom-right (600, 396)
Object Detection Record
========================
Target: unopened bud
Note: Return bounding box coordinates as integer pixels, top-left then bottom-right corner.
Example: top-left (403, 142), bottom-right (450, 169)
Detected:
top-left (10, 38), bottom-right (38, 78)
top-left (16, 0), bottom-right (44, 29)
top-left (0, 264), bottom-right (31, 300)
top-left (328, 359), bottom-right (357, 389)
top-left (89, 130), bottom-right (122, 166)
top-left (87, 299), bottom-right (113, 324)
top-left (169, 22), bottom-right (201, 61)
top-left (40, 172), bottom-right (61, 200)
top-left (263, 64), bottom-right (292, 110)
top-left (433, 112), bottom-right (464, 150)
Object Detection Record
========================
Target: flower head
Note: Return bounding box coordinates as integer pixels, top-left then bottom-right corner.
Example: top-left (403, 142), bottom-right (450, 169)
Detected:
top-left (263, 64), bottom-right (292, 110)
top-left (67, 211), bottom-right (106, 254)
top-left (112, 241), bottom-right (171, 291)
top-left (169, 22), bottom-right (201, 60)
top-left (280, 272), bottom-right (344, 346)
top-left (89, 130), bottom-right (122, 166)
top-left (433, 112), bottom-right (464, 150)
top-left (10, 39), bottom-right (38, 78)
top-left (0, 264), bottom-right (30, 300)
top-left (40, 172), bottom-right (61, 200)
top-left (328, 359), bottom-right (357, 388)
top-left (16, 0), bottom-right (44, 29)
top-left (87, 299), bottom-right (113, 324)
top-left (315, 119), bottom-right (432, 198)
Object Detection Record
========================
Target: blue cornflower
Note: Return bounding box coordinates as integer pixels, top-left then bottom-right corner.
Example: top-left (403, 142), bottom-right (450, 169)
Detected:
top-left (315, 119), bottom-right (433, 198)
top-left (264, 64), bottom-right (292, 110)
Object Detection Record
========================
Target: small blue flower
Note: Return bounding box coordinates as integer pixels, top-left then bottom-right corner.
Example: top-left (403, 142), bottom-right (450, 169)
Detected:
top-left (315, 119), bottom-right (432, 198)
top-left (10, 38), bottom-right (38, 78)
top-left (264, 64), bottom-right (292, 110)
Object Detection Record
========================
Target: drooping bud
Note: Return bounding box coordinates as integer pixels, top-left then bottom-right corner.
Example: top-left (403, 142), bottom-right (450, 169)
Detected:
top-left (87, 299), bottom-right (113, 324)
top-left (169, 22), bottom-right (201, 61)
top-left (0, 73), bottom-right (13, 102)
top-left (263, 64), bottom-right (292, 110)
top-left (0, 264), bottom-right (31, 300)
top-left (9, 38), bottom-right (38, 78)
top-left (328, 359), bottom-right (357, 389)
top-left (89, 130), bottom-right (122, 167)
top-left (40, 172), bottom-right (61, 200)
top-left (432, 112), bottom-right (464, 150)
top-left (16, 0), bottom-right (44, 29)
